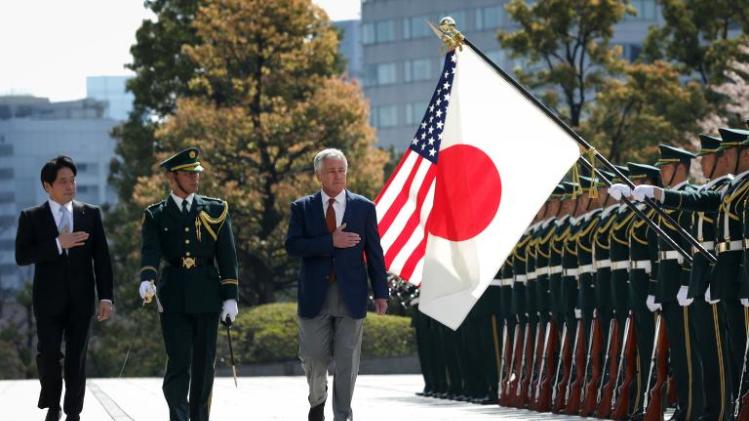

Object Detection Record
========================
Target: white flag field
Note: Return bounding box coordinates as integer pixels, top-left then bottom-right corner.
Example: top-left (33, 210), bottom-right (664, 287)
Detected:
top-left (375, 43), bottom-right (581, 329)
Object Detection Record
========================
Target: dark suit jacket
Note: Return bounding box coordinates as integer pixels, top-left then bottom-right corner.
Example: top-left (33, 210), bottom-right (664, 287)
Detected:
top-left (15, 201), bottom-right (114, 318)
top-left (286, 190), bottom-right (388, 319)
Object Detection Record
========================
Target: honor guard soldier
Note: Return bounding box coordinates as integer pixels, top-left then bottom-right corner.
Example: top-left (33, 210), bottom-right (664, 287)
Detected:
top-left (687, 134), bottom-right (733, 420)
top-left (647, 144), bottom-right (704, 420)
top-left (575, 175), bottom-right (604, 339)
top-left (608, 162), bottom-right (661, 419)
top-left (635, 128), bottom-right (749, 414)
top-left (138, 147), bottom-right (239, 421)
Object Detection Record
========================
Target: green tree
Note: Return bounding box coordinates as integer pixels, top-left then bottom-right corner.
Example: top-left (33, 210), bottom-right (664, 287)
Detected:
top-left (135, 0), bottom-right (387, 305)
top-left (498, 0), bottom-right (634, 127)
top-left (582, 60), bottom-right (708, 163)
top-left (643, 0), bottom-right (749, 85)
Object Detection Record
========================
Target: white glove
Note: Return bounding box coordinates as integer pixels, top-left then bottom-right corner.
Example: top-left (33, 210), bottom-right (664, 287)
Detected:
top-left (705, 288), bottom-right (720, 304)
top-left (742, 298), bottom-right (749, 308)
top-left (632, 185), bottom-right (656, 202)
top-left (139, 280), bottom-right (157, 300)
top-left (574, 308), bottom-right (582, 319)
top-left (646, 294), bottom-right (662, 312)
top-left (607, 184), bottom-right (631, 201)
top-left (677, 285), bottom-right (693, 307)
top-left (221, 299), bottom-right (239, 323)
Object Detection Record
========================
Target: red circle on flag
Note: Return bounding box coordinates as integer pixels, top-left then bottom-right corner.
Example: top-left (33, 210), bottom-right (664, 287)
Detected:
top-left (427, 144), bottom-right (502, 241)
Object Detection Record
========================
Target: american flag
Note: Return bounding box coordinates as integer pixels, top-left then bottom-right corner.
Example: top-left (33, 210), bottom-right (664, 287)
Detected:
top-left (374, 51), bottom-right (456, 285)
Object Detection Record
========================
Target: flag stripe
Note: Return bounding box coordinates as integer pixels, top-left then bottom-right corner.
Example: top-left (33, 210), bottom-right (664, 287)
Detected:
top-left (379, 157), bottom-right (433, 252)
top-left (401, 238), bottom-right (427, 282)
top-left (376, 153), bottom-right (422, 233)
top-left (395, 181), bottom-right (435, 280)
top-left (375, 150), bottom-right (418, 211)
top-left (384, 169), bottom-right (436, 268)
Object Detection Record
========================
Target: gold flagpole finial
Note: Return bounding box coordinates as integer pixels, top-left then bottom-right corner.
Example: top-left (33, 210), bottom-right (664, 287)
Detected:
top-left (426, 16), bottom-right (465, 52)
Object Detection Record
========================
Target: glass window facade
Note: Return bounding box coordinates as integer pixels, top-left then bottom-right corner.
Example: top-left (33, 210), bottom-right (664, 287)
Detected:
top-left (475, 6), bottom-right (503, 30)
top-left (404, 59), bottom-right (433, 82)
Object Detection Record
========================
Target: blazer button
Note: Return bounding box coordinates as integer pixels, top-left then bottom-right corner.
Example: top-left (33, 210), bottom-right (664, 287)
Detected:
top-left (185, 239), bottom-right (190, 244)
top-left (184, 227), bottom-right (189, 232)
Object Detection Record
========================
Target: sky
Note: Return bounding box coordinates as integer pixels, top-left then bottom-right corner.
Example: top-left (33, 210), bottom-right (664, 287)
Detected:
top-left (0, 0), bottom-right (361, 102)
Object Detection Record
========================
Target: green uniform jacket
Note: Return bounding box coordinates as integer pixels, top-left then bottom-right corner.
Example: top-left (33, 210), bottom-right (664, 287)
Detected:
top-left (654, 182), bottom-right (697, 303)
top-left (593, 205), bottom-right (619, 310)
top-left (139, 195), bottom-right (239, 313)
top-left (663, 171), bottom-right (749, 299)
top-left (576, 208), bottom-right (602, 315)
top-left (688, 175), bottom-right (732, 298)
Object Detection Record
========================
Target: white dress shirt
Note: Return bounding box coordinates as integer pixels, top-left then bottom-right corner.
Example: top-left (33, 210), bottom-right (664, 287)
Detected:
top-left (170, 192), bottom-right (195, 212)
top-left (49, 199), bottom-right (73, 255)
top-left (321, 189), bottom-right (346, 228)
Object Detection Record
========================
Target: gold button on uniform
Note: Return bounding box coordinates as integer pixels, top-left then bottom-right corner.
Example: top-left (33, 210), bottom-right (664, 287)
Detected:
top-left (184, 227), bottom-right (189, 232)
top-left (185, 239), bottom-right (190, 244)
top-left (186, 252), bottom-right (191, 256)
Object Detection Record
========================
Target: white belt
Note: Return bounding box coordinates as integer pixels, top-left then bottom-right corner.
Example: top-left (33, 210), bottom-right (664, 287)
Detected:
top-left (692, 241), bottom-right (715, 254)
top-left (491, 278), bottom-right (514, 287)
top-left (629, 260), bottom-right (652, 273)
top-left (594, 259), bottom-right (611, 270)
top-left (658, 250), bottom-right (684, 264)
top-left (563, 268), bottom-right (579, 277)
top-left (745, 239), bottom-right (749, 249)
top-left (579, 264), bottom-right (595, 274)
top-left (527, 270), bottom-right (538, 281)
top-left (718, 240), bottom-right (743, 254)
top-left (548, 265), bottom-right (563, 275)
top-left (515, 274), bottom-right (528, 284)
top-left (610, 260), bottom-right (629, 270)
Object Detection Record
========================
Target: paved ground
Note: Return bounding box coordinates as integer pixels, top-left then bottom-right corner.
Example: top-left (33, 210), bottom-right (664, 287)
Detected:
top-left (1, 374), bottom-right (644, 420)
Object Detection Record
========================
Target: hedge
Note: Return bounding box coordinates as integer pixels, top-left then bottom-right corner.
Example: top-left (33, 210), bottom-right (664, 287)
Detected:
top-left (230, 302), bottom-right (415, 364)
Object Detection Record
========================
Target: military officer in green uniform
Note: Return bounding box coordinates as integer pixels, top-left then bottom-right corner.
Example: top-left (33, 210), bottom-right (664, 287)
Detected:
top-left (639, 144), bottom-right (704, 420)
top-left (685, 134), bottom-right (734, 420)
top-left (635, 128), bottom-right (749, 417)
top-left (138, 147), bottom-right (239, 421)
top-left (608, 162), bottom-right (661, 418)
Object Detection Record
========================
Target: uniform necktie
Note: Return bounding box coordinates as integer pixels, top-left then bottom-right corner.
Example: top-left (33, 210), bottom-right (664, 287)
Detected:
top-left (326, 198), bottom-right (337, 233)
top-left (182, 199), bottom-right (189, 216)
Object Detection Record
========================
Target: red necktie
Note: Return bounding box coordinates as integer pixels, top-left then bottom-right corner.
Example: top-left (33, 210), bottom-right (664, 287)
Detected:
top-left (326, 198), bottom-right (337, 233)
top-left (326, 198), bottom-right (337, 283)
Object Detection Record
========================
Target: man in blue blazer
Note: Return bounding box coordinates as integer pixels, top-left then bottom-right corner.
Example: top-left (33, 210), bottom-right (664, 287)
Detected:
top-left (286, 148), bottom-right (389, 421)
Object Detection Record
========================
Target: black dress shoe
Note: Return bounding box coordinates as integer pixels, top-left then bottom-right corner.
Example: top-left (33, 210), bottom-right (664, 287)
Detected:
top-left (44, 408), bottom-right (61, 421)
top-left (308, 401), bottom-right (325, 421)
top-left (65, 416), bottom-right (80, 421)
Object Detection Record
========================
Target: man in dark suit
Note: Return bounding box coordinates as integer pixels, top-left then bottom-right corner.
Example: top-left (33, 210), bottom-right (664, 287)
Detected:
top-left (286, 148), bottom-right (389, 421)
top-left (15, 155), bottom-right (114, 421)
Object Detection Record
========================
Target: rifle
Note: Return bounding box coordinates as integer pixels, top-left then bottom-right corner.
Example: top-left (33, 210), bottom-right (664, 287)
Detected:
top-left (611, 311), bottom-right (637, 420)
top-left (509, 321), bottom-right (530, 407)
top-left (516, 320), bottom-right (538, 408)
top-left (580, 311), bottom-right (604, 416)
top-left (500, 322), bottom-right (521, 406)
top-left (552, 322), bottom-right (573, 412)
top-left (533, 318), bottom-right (558, 412)
top-left (734, 320), bottom-right (749, 420)
top-left (497, 320), bottom-right (509, 404)
top-left (527, 318), bottom-right (545, 405)
top-left (644, 313), bottom-right (668, 421)
top-left (596, 317), bottom-right (621, 418)
top-left (565, 318), bottom-right (587, 415)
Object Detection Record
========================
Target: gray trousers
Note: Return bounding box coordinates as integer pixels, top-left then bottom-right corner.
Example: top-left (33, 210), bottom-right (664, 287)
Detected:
top-left (299, 285), bottom-right (364, 421)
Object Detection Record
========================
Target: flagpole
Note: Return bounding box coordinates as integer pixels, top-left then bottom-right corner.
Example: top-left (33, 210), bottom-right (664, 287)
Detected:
top-left (450, 32), bottom-right (716, 264)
